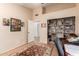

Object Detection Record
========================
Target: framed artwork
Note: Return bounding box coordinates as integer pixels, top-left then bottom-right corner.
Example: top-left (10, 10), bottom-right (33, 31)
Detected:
top-left (3, 18), bottom-right (9, 26)
top-left (21, 22), bottom-right (24, 27)
top-left (10, 18), bottom-right (21, 31)
top-left (41, 23), bottom-right (46, 28)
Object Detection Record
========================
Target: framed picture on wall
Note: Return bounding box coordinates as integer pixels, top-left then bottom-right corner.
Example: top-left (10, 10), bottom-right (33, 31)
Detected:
top-left (3, 18), bottom-right (9, 26)
top-left (21, 22), bottom-right (24, 27)
top-left (41, 23), bottom-right (46, 28)
top-left (10, 18), bottom-right (21, 32)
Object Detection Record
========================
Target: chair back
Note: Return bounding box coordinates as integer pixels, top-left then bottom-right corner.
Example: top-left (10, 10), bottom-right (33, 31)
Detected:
top-left (54, 38), bottom-right (65, 56)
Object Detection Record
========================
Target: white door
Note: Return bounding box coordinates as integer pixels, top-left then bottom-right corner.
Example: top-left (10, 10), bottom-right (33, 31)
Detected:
top-left (28, 20), bottom-right (40, 43)
top-left (33, 21), bottom-right (40, 42)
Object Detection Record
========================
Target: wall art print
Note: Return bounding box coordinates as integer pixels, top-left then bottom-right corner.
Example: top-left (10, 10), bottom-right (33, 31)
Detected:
top-left (21, 22), bottom-right (24, 27)
top-left (10, 18), bottom-right (21, 31)
top-left (3, 18), bottom-right (9, 26)
top-left (41, 23), bottom-right (46, 28)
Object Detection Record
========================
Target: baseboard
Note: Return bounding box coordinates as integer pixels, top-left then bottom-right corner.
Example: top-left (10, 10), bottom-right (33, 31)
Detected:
top-left (0, 42), bottom-right (28, 56)
top-left (0, 41), bottom-right (46, 56)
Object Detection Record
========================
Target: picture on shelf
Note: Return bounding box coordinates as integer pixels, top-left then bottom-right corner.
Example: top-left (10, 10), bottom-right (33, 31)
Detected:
top-left (10, 18), bottom-right (21, 31)
top-left (3, 18), bottom-right (9, 26)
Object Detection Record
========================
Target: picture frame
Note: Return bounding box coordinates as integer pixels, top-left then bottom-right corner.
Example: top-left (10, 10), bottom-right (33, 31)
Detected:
top-left (3, 18), bottom-right (9, 26)
top-left (10, 18), bottom-right (21, 32)
top-left (41, 23), bottom-right (46, 28)
top-left (21, 22), bottom-right (24, 27)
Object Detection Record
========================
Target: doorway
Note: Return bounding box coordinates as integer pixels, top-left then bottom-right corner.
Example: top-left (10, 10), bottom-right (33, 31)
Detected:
top-left (28, 20), bottom-right (40, 43)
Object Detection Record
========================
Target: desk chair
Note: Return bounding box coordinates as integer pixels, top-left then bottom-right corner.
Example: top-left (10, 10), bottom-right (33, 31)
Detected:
top-left (54, 38), bottom-right (66, 56)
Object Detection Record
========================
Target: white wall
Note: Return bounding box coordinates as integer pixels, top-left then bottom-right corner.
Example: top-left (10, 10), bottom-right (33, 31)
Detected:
top-left (45, 3), bottom-right (76, 14)
top-left (0, 4), bottom-right (32, 53)
top-left (40, 4), bottom-right (79, 43)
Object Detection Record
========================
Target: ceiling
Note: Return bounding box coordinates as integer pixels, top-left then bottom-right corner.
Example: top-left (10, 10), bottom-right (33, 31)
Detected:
top-left (18, 3), bottom-right (56, 9)
top-left (17, 3), bottom-right (76, 9)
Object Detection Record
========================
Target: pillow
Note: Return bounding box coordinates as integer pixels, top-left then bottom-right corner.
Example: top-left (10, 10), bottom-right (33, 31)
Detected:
top-left (67, 37), bottom-right (78, 42)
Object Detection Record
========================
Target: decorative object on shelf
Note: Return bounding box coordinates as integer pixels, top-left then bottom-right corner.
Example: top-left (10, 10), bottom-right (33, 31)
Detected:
top-left (57, 19), bottom-right (63, 26)
top-left (10, 18), bottom-right (21, 31)
top-left (3, 18), bottom-right (9, 26)
top-left (21, 22), bottom-right (24, 27)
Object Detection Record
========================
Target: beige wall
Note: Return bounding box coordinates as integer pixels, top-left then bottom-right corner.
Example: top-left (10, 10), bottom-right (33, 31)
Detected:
top-left (45, 3), bottom-right (76, 13)
top-left (40, 4), bottom-right (79, 43)
top-left (0, 4), bottom-right (32, 54)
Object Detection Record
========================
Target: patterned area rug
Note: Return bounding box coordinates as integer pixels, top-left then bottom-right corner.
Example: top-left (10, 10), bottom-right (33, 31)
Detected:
top-left (18, 45), bottom-right (53, 56)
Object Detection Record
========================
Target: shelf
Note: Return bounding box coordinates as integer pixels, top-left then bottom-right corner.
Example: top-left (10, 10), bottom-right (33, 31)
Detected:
top-left (48, 16), bottom-right (75, 41)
